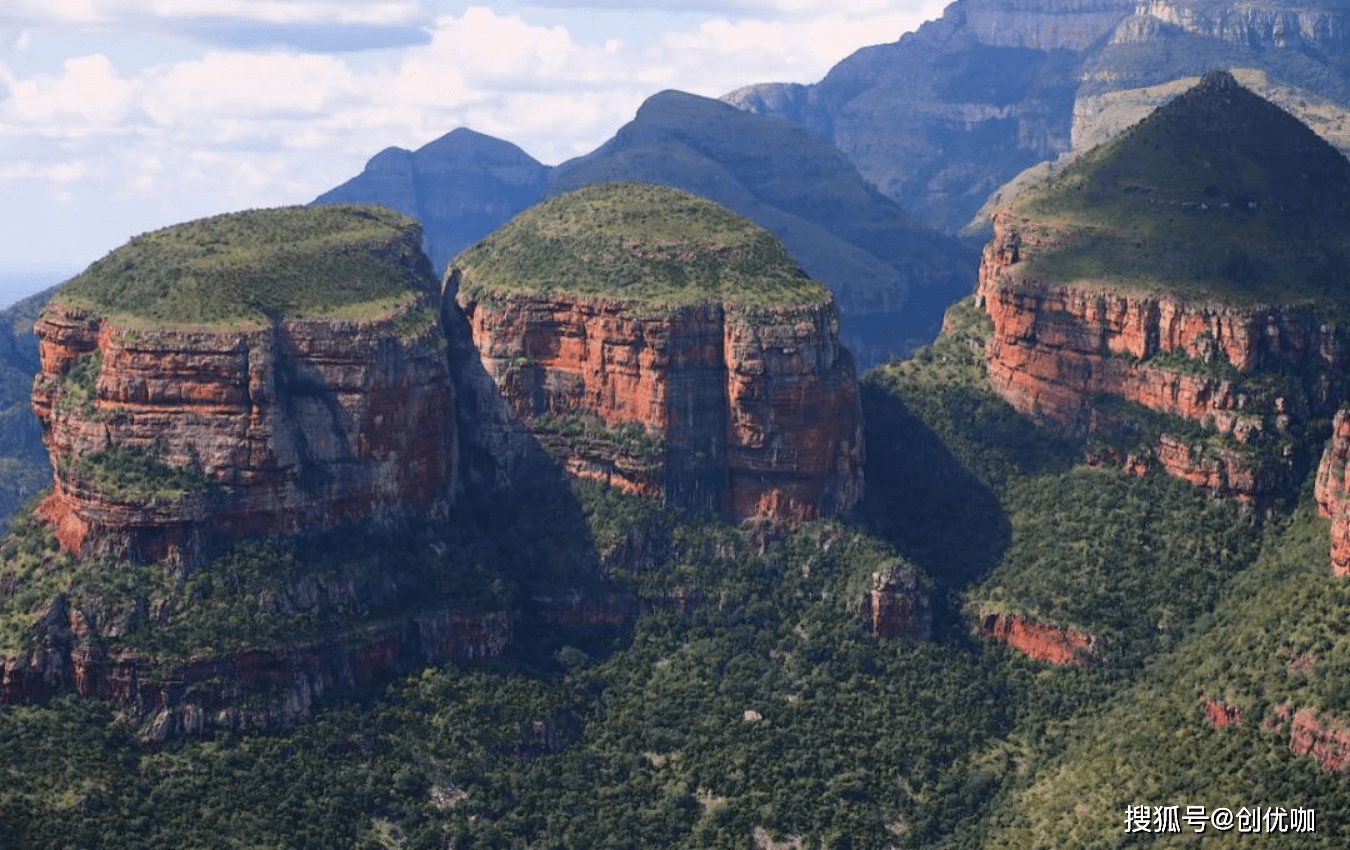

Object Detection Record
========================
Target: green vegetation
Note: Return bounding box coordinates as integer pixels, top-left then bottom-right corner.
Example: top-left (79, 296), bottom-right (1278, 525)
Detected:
top-left (5, 295), bottom-right (1350, 847)
top-left (65, 445), bottom-right (220, 505)
top-left (453, 183), bottom-right (830, 309)
top-left (533, 411), bottom-right (665, 468)
top-left (56, 205), bottom-right (435, 327)
top-left (1008, 73), bottom-right (1350, 308)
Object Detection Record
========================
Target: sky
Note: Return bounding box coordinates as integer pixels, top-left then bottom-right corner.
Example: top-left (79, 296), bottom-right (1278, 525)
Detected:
top-left (0, 0), bottom-right (947, 280)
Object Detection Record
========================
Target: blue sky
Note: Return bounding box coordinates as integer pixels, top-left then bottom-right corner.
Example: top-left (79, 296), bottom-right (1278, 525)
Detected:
top-left (0, 0), bottom-right (946, 276)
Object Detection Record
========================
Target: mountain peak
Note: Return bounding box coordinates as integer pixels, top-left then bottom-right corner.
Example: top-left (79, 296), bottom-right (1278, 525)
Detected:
top-left (1006, 72), bottom-right (1350, 305)
top-left (1198, 68), bottom-right (1239, 91)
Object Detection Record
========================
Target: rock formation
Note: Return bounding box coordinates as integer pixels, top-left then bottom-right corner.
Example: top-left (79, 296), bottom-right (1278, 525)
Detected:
top-left (0, 597), bottom-right (509, 742)
top-left (976, 72), bottom-right (1350, 507)
top-left (865, 564), bottom-right (931, 640)
top-left (449, 183), bottom-right (864, 522)
top-left (1315, 409), bottom-right (1350, 575)
top-left (30, 205), bottom-right (458, 563)
top-left (978, 611), bottom-right (1096, 665)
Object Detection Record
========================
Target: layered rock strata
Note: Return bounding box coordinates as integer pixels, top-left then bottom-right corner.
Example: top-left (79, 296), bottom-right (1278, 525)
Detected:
top-left (448, 183), bottom-right (864, 523)
top-left (0, 597), bottom-right (509, 741)
top-left (978, 215), bottom-right (1342, 508)
top-left (454, 288), bottom-right (862, 521)
top-left (31, 298), bottom-right (456, 562)
top-left (29, 206), bottom-right (459, 563)
top-left (1314, 409), bottom-right (1350, 575)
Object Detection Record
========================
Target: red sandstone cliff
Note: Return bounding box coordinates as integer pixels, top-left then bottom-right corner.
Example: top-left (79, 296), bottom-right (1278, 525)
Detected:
top-left (31, 296), bottom-right (457, 562)
top-left (978, 610), bottom-right (1097, 665)
top-left (1315, 409), bottom-right (1350, 576)
top-left (977, 211), bottom-right (1342, 506)
top-left (451, 282), bottom-right (864, 522)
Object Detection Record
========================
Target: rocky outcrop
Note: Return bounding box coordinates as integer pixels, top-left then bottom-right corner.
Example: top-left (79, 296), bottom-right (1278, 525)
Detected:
top-left (978, 611), bottom-right (1096, 664)
top-left (1315, 409), bottom-right (1350, 575)
top-left (0, 598), bottom-right (509, 742)
top-left (30, 297), bottom-right (457, 562)
top-left (1204, 698), bottom-right (1243, 729)
top-left (864, 564), bottom-right (931, 639)
top-left (453, 286), bottom-right (863, 522)
top-left (1269, 704), bottom-right (1350, 774)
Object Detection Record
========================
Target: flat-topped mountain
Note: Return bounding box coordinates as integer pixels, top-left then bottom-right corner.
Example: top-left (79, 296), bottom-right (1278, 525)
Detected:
top-left (449, 183), bottom-right (864, 521)
top-left (33, 205), bottom-right (457, 562)
top-left (978, 72), bottom-right (1350, 510)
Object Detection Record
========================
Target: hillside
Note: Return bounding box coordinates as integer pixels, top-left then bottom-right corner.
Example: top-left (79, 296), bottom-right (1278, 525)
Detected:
top-left (1007, 69), bottom-right (1350, 305)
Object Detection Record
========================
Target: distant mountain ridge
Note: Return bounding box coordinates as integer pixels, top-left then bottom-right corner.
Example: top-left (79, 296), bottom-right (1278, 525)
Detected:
top-left (314, 128), bottom-right (550, 275)
top-left (315, 91), bottom-right (977, 367)
top-left (724, 0), bottom-right (1350, 236)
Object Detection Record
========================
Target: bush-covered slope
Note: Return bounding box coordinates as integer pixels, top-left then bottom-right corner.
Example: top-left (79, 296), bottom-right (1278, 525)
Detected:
top-left (454, 182), bottom-right (828, 309)
top-left (57, 205), bottom-right (434, 326)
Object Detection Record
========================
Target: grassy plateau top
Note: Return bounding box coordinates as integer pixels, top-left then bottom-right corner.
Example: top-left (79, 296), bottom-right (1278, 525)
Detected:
top-left (1006, 71), bottom-right (1350, 307)
top-left (56, 204), bottom-right (435, 327)
top-left (452, 182), bottom-right (830, 308)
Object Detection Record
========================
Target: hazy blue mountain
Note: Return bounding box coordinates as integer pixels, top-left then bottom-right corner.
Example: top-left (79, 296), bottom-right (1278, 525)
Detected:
top-left (725, 0), bottom-right (1350, 236)
top-left (0, 283), bottom-right (58, 529)
top-left (314, 128), bottom-right (551, 276)
top-left (315, 94), bottom-right (978, 367)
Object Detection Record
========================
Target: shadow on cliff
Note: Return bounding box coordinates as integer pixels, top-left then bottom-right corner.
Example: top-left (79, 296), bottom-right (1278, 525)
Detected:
top-left (440, 290), bottom-right (633, 673)
top-left (856, 382), bottom-right (1013, 642)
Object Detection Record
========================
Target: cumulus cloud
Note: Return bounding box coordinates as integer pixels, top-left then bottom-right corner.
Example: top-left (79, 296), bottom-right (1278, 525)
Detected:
top-left (0, 1), bottom-right (948, 264)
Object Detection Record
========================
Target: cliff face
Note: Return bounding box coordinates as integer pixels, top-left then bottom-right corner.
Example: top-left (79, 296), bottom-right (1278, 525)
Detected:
top-left (1315, 409), bottom-right (1350, 575)
top-left (31, 298), bottom-right (456, 562)
top-left (455, 287), bottom-right (863, 522)
top-left (0, 595), bottom-right (509, 742)
top-left (978, 611), bottom-right (1096, 664)
top-left (977, 211), bottom-right (1339, 505)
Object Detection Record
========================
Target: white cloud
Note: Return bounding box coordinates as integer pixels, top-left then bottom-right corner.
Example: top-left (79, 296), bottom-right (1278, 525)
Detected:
top-left (3, 54), bottom-right (134, 127)
top-left (0, 0), bottom-right (950, 264)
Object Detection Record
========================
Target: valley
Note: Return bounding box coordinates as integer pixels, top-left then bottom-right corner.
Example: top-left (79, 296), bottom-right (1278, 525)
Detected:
top-left (5, 4), bottom-right (1350, 848)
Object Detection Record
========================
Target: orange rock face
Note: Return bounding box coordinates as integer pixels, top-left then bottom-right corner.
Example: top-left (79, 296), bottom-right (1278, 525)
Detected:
top-left (1204, 698), bottom-right (1243, 729)
top-left (978, 211), bottom-right (1344, 505)
top-left (865, 565), bottom-right (931, 639)
top-left (978, 611), bottom-right (1096, 665)
top-left (453, 283), bottom-right (863, 522)
top-left (31, 297), bottom-right (457, 561)
top-left (1269, 705), bottom-right (1350, 774)
top-left (1315, 409), bottom-right (1350, 576)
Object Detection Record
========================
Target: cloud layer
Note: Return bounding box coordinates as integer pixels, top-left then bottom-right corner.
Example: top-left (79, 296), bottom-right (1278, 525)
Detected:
top-left (0, 1), bottom-right (944, 265)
